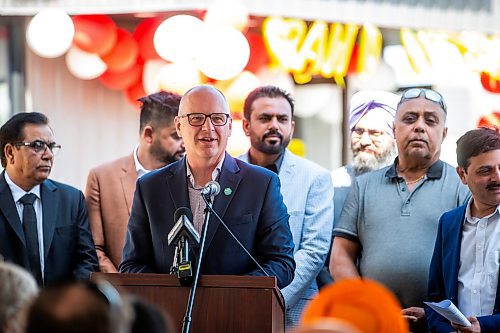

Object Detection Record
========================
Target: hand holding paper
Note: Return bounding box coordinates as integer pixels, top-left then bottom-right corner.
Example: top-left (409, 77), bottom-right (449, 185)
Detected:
top-left (424, 299), bottom-right (472, 327)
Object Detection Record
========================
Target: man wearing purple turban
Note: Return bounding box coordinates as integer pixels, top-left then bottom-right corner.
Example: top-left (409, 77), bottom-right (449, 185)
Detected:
top-left (317, 90), bottom-right (398, 288)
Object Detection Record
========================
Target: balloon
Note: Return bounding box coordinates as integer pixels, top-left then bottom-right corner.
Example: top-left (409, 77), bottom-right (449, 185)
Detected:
top-left (99, 59), bottom-right (143, 90)
top-left (215, 71), bottom-right (260, 115)
top-left (65, 45), bottom-right (107, 80)
top-left (26, 9), bottom-right (74, 58)
top-left (477, 111), bottom-right (500, 128)
top-left (203, 0), bottom-right (249, 32)
top-left (133, 18), bottom-right (162, 60)
top-left (480, 71), bottom-right (500, 94)
top-left (154, 15), bottom-right (203, 62)
top-left (194, 24), bottom-right (250, 81)
top-left (157, 60), bottom-right (202, 95)
top-left (288, 138), bottom-right (306, 157)
top-left (73, 15), bottom-right (117, 55)
top-left (125, 80), bottom-right (147, 109)
top-left (101, 28), bottom-right (139, 73)
top-left (142, 59), bottom-right (169, 94)
top-left (245, 33), bottom-right (270, 73)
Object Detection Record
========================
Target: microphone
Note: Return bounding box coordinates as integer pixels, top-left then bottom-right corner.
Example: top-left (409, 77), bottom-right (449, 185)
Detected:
top-left (168, 207), bottom-right (200, 286)
top-left (200, 180), bottom-right (220, 197)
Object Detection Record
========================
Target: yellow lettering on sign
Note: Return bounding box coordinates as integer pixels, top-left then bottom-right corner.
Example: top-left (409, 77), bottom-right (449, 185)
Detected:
top-left (263, 17), bottom-right (382, 85)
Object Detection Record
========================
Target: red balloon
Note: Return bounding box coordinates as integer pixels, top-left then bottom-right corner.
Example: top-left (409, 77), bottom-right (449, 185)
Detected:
top-left (73, 15), bottom-right (117, 55)
top-left (125, 80), bottom-right (147, 109)
top-left (480, 71), bottom-right (500, 94)
top-left (99, 60), bottom-right (143, 90)
top-left (101, 28), bottom-right (139, 73)
top-left (133, 18), bottom-right (162, 61)
top-left (244, 33), bottom-right (270, 73)
top-left (477, 111), bottom-right (500, 129)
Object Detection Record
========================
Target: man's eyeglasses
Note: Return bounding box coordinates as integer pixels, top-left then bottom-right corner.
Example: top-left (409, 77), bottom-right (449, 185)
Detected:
top-left (14, 140), bottom-right (61, 155)
top-left (180, 113), bottom-right (230, 126)
top-left (398, 88), bottom-right (447, 113)
top-left (352, 128), bottom-right (387, 141)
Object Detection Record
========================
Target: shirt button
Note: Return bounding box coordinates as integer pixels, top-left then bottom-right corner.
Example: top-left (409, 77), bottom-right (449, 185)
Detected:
top-left (402, 187), bottom-right (406, 192)
top-left (473, 290), bottom-right (477, 294)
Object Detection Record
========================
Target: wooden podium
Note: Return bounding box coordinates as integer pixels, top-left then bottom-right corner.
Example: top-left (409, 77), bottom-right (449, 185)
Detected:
top-left (92, 273), bottom-right (285, 333)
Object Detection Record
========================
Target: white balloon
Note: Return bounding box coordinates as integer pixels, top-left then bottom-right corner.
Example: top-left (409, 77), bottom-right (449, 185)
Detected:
top-left (65, 46), bottom-right (107, 80)
top-left (26, 9), bottom-right (74, 58)
top-left (204, 0), bottom-right (249, 32)
top-left (142, 59), bottom-right (169, 94)
top-left (153, 15), bottom-right (203, 62)
top-left (194, 24), bottom-right (250, 81)
top-left (157, 61), bottom-right (202, 95)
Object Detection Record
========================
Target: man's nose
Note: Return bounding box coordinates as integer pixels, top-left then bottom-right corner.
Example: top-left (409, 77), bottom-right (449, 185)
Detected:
top-left (269, 116), bottom-right (279, 129)
top-left (41, 146), bottom-right (54, 159)
top-left (359, 131), bottom-right (372, 146)
top-left (202, 116), bottom-right (214, 131)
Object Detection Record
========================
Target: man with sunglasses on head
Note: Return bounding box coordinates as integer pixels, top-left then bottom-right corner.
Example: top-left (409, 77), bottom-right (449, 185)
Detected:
top-left (120, 85), bottom-right (295, 290)
top-left (0, 112), bottom-right (98, 287)
top-left (330, 88), bottom-right (470, 333)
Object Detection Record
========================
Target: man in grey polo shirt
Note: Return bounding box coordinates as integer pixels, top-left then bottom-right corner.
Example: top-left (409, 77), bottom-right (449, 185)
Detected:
top-left (330, 88), bottom-right (470, 333)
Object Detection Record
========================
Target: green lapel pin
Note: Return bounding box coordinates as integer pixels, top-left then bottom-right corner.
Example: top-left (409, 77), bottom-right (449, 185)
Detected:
top-left (224, 187), bottom-right (232, 196)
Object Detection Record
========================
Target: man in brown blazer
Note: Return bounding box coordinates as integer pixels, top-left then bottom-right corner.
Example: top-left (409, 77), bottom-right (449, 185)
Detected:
top-left (85, 91), bottom-right (184, 272)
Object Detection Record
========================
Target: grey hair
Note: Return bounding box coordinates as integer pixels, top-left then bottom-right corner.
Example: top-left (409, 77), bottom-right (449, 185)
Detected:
top-left (0, 262), bottom-right (39, 332)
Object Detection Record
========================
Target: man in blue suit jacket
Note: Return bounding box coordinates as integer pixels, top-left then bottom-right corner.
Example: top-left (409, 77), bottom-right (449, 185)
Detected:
top-left (427, 127), bottom-right (500, 333)
top-left (120, 85), bottom-right (295, 289)
top-left (239, 86), bottom-right (333, 328)
top-left (0, 112), bottom-right (98, 286)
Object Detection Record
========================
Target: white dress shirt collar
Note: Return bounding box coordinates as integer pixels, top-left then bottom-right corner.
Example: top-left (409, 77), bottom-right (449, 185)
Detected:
top-left (133, 145), bottom-right (151, 179)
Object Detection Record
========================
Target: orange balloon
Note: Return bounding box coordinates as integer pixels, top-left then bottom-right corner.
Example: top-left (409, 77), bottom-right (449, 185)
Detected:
top-left (133, 18), bottom-right (162, 61)
top-left (99, 60), bottom-right (143, 90)
top-left (101, 28), bottom-right (139, 73)
top-left (73, 15), bottom-right (117, 55)
top-left (125, 80), bottom-right (147, 109)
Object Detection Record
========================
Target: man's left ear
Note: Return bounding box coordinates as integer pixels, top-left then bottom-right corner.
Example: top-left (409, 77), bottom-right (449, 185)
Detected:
top-left (291, 120), bottom-right (296, 138)
top-left (442, 127), bottom-right (448, 142)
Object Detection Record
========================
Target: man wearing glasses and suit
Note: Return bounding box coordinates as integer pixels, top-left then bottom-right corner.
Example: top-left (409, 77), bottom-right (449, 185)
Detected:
top-left (330, 88), bottom-right (470, 332)
top-left (0, 112), bottom-right (98, 287)
top-left (120, 85), bottom-right (295, 290)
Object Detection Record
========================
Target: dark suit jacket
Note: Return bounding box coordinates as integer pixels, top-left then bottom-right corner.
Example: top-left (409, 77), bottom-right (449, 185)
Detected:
top-left (119, 153), bottom-right (296, 289)
top-left (0, 172), bottom-right (98, 286)
top-left (427, 204), bottom-right (500, 332)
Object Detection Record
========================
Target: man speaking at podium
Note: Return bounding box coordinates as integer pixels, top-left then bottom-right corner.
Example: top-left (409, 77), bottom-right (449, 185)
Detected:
top-left (119, 85), bottom-right (296, 289)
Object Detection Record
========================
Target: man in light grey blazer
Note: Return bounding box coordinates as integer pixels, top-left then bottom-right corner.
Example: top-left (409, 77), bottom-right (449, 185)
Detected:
top-left (239, 86), bottom-right (334, 329)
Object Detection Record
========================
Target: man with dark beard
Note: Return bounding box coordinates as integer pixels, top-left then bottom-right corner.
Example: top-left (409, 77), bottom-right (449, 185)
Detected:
top-left (85, 91), bottom-right (184, 273)
top-left (239, 86), bottom-right (333, 329)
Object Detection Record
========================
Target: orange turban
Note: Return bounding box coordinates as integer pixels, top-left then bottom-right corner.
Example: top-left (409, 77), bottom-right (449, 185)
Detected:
top-left (301, 278), bottom-right (409, 333)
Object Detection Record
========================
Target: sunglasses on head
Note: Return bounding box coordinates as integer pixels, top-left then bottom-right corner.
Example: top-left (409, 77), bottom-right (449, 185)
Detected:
top-left (398, 88), bottom-right (447, 113)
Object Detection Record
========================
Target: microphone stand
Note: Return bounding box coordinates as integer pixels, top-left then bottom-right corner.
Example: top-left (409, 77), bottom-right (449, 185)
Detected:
top-left (181, 195), bottom-right (212, 333)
